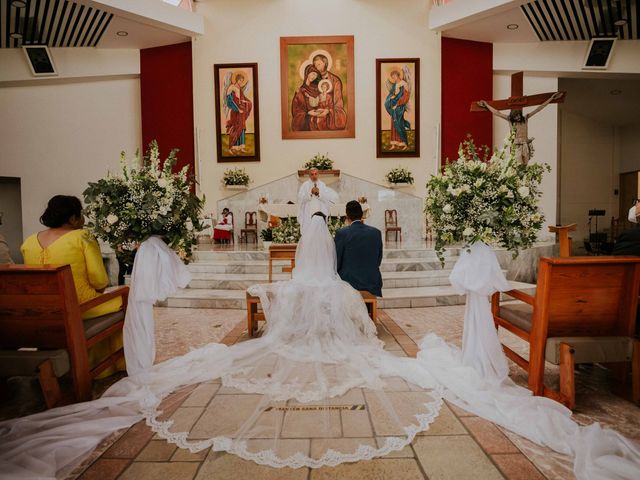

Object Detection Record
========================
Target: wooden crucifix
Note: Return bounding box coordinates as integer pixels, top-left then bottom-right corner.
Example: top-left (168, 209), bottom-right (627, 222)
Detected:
top-left (470, 72), bottom-right (565, 164)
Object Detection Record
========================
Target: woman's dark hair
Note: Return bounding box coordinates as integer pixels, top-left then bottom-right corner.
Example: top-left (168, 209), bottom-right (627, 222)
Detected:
top-left (40, 195), bottom-right (83, 228)
top-left (312, 211), bottom-right (327, 219)
top-left (345, 200), bottom-right (363, 221)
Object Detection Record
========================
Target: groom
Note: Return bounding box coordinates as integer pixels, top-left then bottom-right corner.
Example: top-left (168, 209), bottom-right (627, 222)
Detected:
top-left (335, 201), bottom-right (383, 297)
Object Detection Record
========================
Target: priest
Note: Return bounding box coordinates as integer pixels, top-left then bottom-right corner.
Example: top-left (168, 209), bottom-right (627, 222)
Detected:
top-left (297, 168), bottom-right (338, 234)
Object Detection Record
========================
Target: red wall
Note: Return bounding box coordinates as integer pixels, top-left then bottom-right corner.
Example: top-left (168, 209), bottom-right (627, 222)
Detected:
top-left (441, 38), bottom-right (493, 165)
top-left (140, 42), bottom-right (195, 176)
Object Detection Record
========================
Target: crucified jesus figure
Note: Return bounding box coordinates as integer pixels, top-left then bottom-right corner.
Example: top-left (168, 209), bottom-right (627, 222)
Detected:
top-left (477, 91), bottom-right (564, 165)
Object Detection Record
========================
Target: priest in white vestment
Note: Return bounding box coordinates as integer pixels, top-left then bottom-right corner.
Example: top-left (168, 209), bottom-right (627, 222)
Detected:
top-left (629, 202), bottom-right (639, 223)
top-left (297, 168), bottom-right (339, 234)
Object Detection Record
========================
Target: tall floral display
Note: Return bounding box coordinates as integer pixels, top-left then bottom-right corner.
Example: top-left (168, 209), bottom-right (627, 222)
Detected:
top-left (425, 132), bottom-right (548, 264)
top-left (83, 141), bottom-right (205, 263)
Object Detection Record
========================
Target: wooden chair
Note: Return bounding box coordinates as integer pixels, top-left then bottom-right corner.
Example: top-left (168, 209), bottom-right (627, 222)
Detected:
top-left (492, 256), bottom-right (640, 409)
top-left (0, 265), bottom-right (129, 406)
top-left (240, 211), bottom-right (258, 244)
top-left (247, 290), bottom-right (378, 337)
top-left (385, 209), bottom-right (402, 243)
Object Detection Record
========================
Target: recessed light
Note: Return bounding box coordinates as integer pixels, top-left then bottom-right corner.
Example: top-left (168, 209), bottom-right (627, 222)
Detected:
top-left (610, 89), bottom-right (622, 95)
top-left (506, 24), bottom-right (519, 30)
top-left (9, 32), bottom-right (22, 39)
top-left (116, 31), bottom-right (128, 37)
top-left (11, 0), bottom-right (27, 8)
top-left (614, 18), bottom-right (628, 27)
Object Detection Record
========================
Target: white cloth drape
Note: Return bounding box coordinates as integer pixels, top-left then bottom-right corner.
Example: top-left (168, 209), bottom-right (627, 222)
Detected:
top-left (124, 236), bottom-right (191, 376)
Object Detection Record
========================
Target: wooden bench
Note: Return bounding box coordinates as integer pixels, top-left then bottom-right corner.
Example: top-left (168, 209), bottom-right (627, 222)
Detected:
top-left (492, 256), bottom-right (640, 409)
top-left (247, 290), bottom-right (378, 337)
top-left (0, 265), bottom-right (129, 407)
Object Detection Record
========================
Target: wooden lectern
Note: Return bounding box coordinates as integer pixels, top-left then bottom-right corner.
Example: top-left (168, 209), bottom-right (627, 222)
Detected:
top-left (548, 224), bottom-right (577, 257)
top-left (268, 244), bottom-right (297, 282)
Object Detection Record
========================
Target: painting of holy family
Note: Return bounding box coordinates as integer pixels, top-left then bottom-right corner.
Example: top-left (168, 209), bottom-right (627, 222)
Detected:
top-left (280, 35), bottom-right (355, 139)
top-left (214, 63), bottom-right (260, 162)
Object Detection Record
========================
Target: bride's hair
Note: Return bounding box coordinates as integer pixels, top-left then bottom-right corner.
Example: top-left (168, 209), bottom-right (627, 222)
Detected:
top-left (312, 211), bottom-right (326, 219)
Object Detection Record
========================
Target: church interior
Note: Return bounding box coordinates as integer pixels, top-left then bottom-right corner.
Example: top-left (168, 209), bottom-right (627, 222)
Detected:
top-left (1, 1), bottom-right (640, 479)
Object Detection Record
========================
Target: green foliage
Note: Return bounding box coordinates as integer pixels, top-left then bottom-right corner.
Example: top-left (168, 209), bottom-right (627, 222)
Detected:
top-left (272, 217), bottom-right (301, 244)
top-left (83, 140), bottom-right (205, 263)
top-left (386, 166), bottom-right (414, 184)
top-left (303, 153), bottom-right (334, 171)
top-left (260, 227), bottom-right (273, 242)
top-left (222, 168), bottom-right (251, 186)
top-left (425, 130), bottom-right (549, 265)
top-left (327, 216), bottom-right (346, 236)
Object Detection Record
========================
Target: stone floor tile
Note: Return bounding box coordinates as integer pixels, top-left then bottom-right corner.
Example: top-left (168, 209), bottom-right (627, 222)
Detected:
top-left (245, 439), bottom-right (311, 459)
top-left (365, 391), bottom-right (437, 436)
top-left (135, 440), bottom-right (177, 461)
top-left (461, 417), bottom-right (519, 454)
top-left (77, 458), bottom-right (130, 480)
top-left (170, 447), bottom-right (209, 462)
top-left (310, 458), bottom-right (425, 480)
top-left (157, 386), bottom-right (199, 421)
top-left (195, 451), bottom-right (308, 480)
top-left (375, 437), bottom-right (415, 458)
top-left (491, 453), bottom-right (546, 480)
top-left (310, 438), bottom-right (377, 460)
top-left (181, 383), bottom-right (220, 407)
top-left (413, 435), bottom-right (504, 480)
top-left (281, 408), bottom-right (342, 438)
top-left (341, 408), bottom-right (374, 437)
top-left (103, 421), bottom-right (154, 459)
top-left (119, 462), bottom-right (199, 480)
top-left (418, 403), bottom-right (466, 436)
top-left (445, 401), bottom-right (476, 417)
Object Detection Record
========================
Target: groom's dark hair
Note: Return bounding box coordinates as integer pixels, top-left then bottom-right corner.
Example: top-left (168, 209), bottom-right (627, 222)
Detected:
top-left (345, 200), bottom-right (363, 221)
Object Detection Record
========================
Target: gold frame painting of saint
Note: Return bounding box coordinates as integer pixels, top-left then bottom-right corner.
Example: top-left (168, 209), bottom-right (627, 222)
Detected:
top-left (280, 35), bottom-right (355, 139)
top-left (214, 63), bottom-right (260, 162)
top-left (376, 58), bottom-right (420, 157)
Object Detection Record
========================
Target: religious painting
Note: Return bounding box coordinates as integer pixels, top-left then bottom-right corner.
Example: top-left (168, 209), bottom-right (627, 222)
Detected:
top-left (376, 58), bottom-right (420, 157)
top-left (214, 63), bottom-right (260, 162)
top-left (280, 35), bottom-right (355, 139)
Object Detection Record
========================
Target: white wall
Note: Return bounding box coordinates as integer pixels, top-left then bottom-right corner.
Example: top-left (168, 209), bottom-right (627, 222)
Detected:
top-left (620, 122), bottom-right (640, 174)
top-left (492, 74), bottom-right (558, 239)
top-left (0, 78), bottom-right (142, 239)
top-left (192, 0), bottom-right (440, 214)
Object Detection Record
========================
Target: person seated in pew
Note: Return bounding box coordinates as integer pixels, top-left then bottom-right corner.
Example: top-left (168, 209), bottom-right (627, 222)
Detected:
top-left (0, 233), bottom-right (13, 264)
top-left (613, 201), bottom-right (640, 256)
top-left (20, 195), bottom-right (125, 377)
top-left (213, 208), bottom-right (233, 243)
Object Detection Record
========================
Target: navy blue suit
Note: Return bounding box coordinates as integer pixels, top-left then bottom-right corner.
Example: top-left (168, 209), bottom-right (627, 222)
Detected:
top-left (335, 221), bottom-right (383, 297)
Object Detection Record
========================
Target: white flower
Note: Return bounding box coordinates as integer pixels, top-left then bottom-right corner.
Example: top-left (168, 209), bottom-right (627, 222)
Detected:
top-left (106, 214), bottom-right (118, 225)
top-left (185, 219), bottom-right (194, 231)
top-left (463, 227), bottom-right (474, 237)
top-left (157, 178), bottom-right (168, 188)
top-left (443, 204), bottom-right (453, 214)
top-left (517, 186), bottom-right (530, 197)
top-left (474, 179), bottom-right (484, 188)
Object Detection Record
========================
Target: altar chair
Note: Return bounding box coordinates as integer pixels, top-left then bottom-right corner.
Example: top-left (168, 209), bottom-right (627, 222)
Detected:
top-left (385, 209), bottom-right (402, 243)
top-left (240, 211), bottom-right (258, 244)
top-left (492, 256), bottom-right (640, 409)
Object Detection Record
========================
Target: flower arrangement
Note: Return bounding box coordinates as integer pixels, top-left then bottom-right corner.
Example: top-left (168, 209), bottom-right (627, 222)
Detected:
top-left (303, 153), bottom-right (334, 171)
top-left (425, 131), bottom-right (548, 264)
top-left (222, 167), bottom-right (250, 186)
top-left (386, 167), bottom-right (415, 185)
top-left (260, 227), bottom-right (273, 242)
top-left (83, 140), bottom-right (205, 263)
top-left (272, 217), bottom-right (301, 244)
top-left (327, 216), bottom-right (346, 236)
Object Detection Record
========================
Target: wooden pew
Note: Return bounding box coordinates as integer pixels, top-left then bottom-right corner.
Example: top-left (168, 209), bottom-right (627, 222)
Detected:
top-left (247, 290), bottom-right (378, 337)
top-left (491, 256), bottom-right (640, 409)
top-left (0, 265), bottom-right (129, 406)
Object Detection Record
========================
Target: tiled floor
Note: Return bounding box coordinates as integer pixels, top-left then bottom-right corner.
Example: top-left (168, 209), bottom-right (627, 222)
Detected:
top-left (66, 306), bottom-right (566, 480)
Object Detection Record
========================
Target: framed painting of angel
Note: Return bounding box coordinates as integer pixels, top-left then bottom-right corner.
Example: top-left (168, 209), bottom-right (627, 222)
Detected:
top-left (376, 58), bottom-right (420, 157)
top-left (214, 63), bottom-right (260, 162)
top-left (280, 35), bottom-right (355, 139)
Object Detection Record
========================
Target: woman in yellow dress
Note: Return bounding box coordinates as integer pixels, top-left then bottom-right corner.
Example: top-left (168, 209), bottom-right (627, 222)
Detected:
top-left (21, 195), bottom-right (125, 377)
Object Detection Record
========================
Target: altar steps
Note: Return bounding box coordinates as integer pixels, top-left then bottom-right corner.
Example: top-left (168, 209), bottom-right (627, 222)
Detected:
top-left (161, 246), bottom-right (537, 309)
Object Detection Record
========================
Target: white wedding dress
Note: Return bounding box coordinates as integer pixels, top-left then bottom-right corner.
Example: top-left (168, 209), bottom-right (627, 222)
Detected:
top-left (1, 218), bottom-right (639, 479)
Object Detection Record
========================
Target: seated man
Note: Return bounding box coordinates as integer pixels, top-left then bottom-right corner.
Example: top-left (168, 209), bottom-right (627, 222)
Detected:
top-left (334, 200), bottom-right (383, 297)
top-left (213, 208), bottom-right (233, 243)
top-left (613, 202), bottom-right (640, 256)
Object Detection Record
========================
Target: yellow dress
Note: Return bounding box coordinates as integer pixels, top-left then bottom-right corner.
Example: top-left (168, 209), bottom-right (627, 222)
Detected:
top-left (21, 229), bottom-right (125, 377)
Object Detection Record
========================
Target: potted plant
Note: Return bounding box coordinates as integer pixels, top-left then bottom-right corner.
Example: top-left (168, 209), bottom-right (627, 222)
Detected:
top-left (260, 227), bottom-right (273, 250)
top-left (298, 153), bottom-right (340, 178)
top-left (222, 168), bottom-right (250, 189)
top-left (386, 166), bottom-right (414, 188)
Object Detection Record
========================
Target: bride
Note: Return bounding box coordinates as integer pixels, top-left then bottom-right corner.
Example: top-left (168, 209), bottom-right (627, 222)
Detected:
top-left (1, 213), bottom-right (639, 478)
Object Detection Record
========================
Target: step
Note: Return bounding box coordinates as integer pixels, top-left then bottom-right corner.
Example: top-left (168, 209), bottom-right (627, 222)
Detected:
top-left (163, 281), bottom-right (536, 310)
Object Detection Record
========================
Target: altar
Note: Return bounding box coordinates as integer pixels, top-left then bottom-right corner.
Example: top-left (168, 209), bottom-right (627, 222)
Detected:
top-left (257, 202), bottom-right (370, 223)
